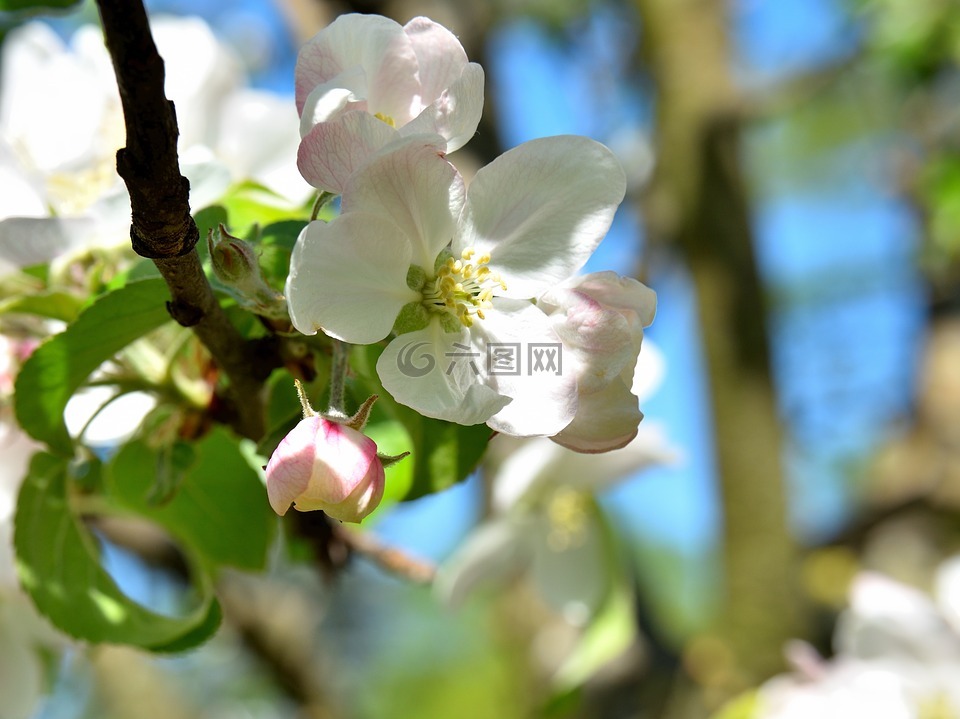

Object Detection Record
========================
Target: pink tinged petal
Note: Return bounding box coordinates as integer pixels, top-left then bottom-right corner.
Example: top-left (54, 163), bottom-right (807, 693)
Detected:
top-left (401, 63), bottom-right (485, 153)
top-left (264, 416), bottom-right (322, 515)
top-left (295, 14), bottom-right (419, 122)
top-left (298, 68), bottom-right (366, 137)
top-left (458, 136), bottom-right (627, 298)
top-left (560, 271), bottom-right (658, 328)
top-left (285, 214), bottom-right (418, 343)
top-left (341, 137), bottom-right (465, 271)
top-left (306, 419), bottom-right (380, 503)
top-left (297, 111), bottom-right (399, 193)
top-left (480, 299), bottom-right (579, 437)
top-left (545, 287), bottom-right (635, 395)
top-left (376, 322), bottom-right (510, 425)
top-left (403, 17), bottom-right (468, 104)
top-left (550, 378), bottom-right (642, 454)
top-left (327, 457), bottom-right (385, 523)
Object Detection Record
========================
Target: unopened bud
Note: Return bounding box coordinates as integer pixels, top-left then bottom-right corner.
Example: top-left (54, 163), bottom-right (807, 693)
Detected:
top-left (265, 415), bottom-right (385, 523)
top-left (207, 224), bottom-right (287, 319)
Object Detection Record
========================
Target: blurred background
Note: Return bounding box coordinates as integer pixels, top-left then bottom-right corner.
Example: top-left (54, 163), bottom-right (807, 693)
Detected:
top-left (2, 0), bottom-right (960, 716)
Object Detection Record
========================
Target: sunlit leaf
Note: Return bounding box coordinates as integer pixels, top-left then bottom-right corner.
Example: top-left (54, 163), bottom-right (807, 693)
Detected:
top-left (0, 291), bottom-right (83, 323)
top-left (14, 278), bottom-right (171, 456)
top-left (0, 0), bottom-right (82, 11)
top-left (13, 452), bottom-right (219, 649)
top-left (105, 428), bottom-right (275, 570)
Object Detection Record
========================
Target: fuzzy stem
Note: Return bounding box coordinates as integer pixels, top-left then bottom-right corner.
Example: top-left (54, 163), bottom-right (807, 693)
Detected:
top-left (327, 339), bottom-right (349, 415)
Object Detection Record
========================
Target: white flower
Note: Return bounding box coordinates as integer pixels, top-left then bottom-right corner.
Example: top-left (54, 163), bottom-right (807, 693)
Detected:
top-left (539, 272), bottom-right (657, 453)
top-left (286, 135), bottom-right (626, 437)
top-left (434, 410), bottom-right (675, 621)
top-left (755, 567), bottom-right (960, 718)
top-left (295, 13), bottom-right (484, 194)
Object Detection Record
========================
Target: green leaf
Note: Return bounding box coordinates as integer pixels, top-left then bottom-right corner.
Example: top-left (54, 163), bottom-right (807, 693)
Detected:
top-left (0, 0), bottom-right (82, 12)
top-left (14, 452), bottom-right (218, 649)
top-left (0, 291), bottom-right (83, 323)
top-left (258, 220), bottom-right (305, 291)
top-left (14, 278), bottom-right (171, 456)
top-left (105, 427), bottom-right (275, 571)
top-left (353, 344), bottom-right (491, 500)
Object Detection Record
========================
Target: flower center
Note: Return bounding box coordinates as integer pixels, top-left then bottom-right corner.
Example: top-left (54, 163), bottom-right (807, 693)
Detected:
top-left (421, 247), bottom-right (507, 328)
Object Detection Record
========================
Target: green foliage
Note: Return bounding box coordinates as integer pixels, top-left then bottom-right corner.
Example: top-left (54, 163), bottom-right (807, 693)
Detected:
top-left (105, 428), bottom-right (275, 571)
top-left (0, 291), bottom-right (83, 323)
top-left (353, 344), bottom-right (492, 501)
top-left (13, 278), bottom-right (171, 456)
top-left (710, 690), bottom-right (762, 719)
top-left (14, 452), bottom-right (220, 649)
top-left (0, 0), bottom-right (82, 14)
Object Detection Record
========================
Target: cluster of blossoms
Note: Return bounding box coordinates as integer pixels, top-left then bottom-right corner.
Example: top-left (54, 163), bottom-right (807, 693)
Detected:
top-left (266, 13), bottom-right (657, 519)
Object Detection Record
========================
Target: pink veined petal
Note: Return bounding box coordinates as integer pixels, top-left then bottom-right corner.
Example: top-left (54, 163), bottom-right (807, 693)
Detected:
top-left (295, 14), bottom-right (418, 120)
top-left (286, 214), bottom-right (418, 343)
top-left (329, 457), bottom-right (385, 523)
top-left (376, 322), bottom-right (510, 425)
top-left (549, 378), bottom-right (642, 454)
top-left (457, 136), bottom-right (626, 298)
top-left (479, 298), bottom-right (579, 437)
top-left (401, 63), bottom-right (485, 154)
top-left (402, 17), bottom-right (468, 106)
top-left (297, 111), bottom-right (399, 193)
top-left (264, 417), bottom-right (321, 515)
top-left (340, 136), bottom-right (465, 271)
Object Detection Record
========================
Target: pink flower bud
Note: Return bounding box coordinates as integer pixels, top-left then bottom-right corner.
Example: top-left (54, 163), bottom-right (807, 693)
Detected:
top-left (265, 416), bottom-right (385, 523)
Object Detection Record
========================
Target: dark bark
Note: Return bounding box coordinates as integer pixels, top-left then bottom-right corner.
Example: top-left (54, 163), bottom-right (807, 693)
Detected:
top-left (94, 0), bottom-right (273, 439)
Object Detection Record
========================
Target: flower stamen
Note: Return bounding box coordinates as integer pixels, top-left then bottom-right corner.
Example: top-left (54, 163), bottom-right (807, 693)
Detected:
top-left (421, 247), bottom-right (507, 328)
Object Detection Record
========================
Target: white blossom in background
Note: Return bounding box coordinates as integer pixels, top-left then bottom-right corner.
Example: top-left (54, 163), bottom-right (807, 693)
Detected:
top-left (295, 13), bottom-right (484, 194)
top-left (434, 342), bottom-right (673, 622)
top-left (754, 565), bottom-right (960, 719)
top-left (0, 16), bottom-right (307, 275)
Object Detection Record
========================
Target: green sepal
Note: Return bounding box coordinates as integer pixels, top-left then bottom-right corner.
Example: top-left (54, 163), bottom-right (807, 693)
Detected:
top-left (392, 301), bottom-right (430, 335)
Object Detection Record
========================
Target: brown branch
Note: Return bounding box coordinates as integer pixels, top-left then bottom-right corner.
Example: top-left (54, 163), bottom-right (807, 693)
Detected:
top-left (94, 0), bottom-right (271, 439)
top-left (332, 524), bottom-right (436, 584)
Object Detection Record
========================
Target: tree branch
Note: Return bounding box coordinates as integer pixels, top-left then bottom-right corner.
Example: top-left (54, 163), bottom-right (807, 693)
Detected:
top-left (94, 0), bottom-right (271, 439)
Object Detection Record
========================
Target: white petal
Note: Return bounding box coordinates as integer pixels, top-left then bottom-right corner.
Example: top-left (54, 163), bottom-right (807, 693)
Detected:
top-left (434, 516), bottom-right (534, 608)
top-left (492, 425), bottom-right (675, 512)
top-left (554, 271), bottom-right (657, 327)
top-left (401, 63), bottom-right (485, 154)
top-left (295, 14), bottom-right (420, 124)
top-left (297, 111), bottom-right (399, 194)
top-left (341, 136), bottom-right (464, 271)
top-left (0, 217), bottom-right (100, 275)
top-left (403, 17), bottom-right (468, 105)
top-left (459, 136), bottom-right (626, 297)
top-left (550, 378), bottom-right (641, 453)
top-left (529, 507), bottom-right (608, 621)
top-left (376, 322), bottom-right (510, 424)
top-left (286, 214), bottom-right (418, 343)
top-left (480, 299), bottom-right (578, 437)
top-left (298, 70), bottom-right (365, 137)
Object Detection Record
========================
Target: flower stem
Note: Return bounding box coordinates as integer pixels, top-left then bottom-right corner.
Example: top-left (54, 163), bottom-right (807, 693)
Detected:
top-left (328, 339), bottom-right (350, 415)
top-left (310, 191), bottom-right (335, 221)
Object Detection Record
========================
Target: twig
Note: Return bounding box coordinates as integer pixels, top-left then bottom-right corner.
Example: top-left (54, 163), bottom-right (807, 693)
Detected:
top-left (332, 524), bottom-right (436, 584)
top-left (94, 0), bottom-right (273, 439)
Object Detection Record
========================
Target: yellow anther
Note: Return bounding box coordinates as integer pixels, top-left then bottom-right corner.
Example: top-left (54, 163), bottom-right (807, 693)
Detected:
top-left (461, 248), bottom-right (475, 260)
top-left (373, 112), bottom-right (396, 127)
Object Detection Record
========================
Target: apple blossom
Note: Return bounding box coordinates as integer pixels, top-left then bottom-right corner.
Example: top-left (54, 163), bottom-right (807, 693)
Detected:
top-left (265, 415), bottom-right (385, 523)
top-left (295, 13), bottom-right (484, 194)
top-left (435, 416), bottom-right (675, 620)
top-left (539, 272), bottom-right (657, 453)
top-left (286, 135), bottom-right (627, 438)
